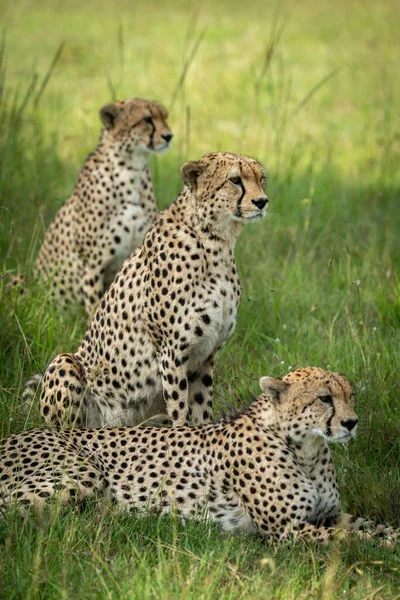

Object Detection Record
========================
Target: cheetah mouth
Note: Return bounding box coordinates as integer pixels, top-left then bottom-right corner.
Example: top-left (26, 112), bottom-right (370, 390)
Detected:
top-left (233, 211), bottom-right (266, 223)
top-left (150, 142), bottom-right (171, 154)
top-left (330, 431), bottom-right (356, 443)
top-left (334, 434), bottom-right (352, 443)
top-left (247, 212), bottom-right (266, 221)
top-left (156, 144), bottom-right (171, 154)
top-left (319, 427), bottom-right (357, 443)
top-left (232, 210), bottom-right (267, 223)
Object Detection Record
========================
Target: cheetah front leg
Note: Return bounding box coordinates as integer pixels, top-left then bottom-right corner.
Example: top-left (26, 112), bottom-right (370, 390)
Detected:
top-left (159, 345), bottom-right (190, 426)
top-left (337, 514), bottom-right (399, 549)
top-left (40, 353), bottom-right (87, 427)
top-left (188, 356), bottom-right (215, 426)
top-left (284, 522), bottom-right (346, 544)
top-left (81, 262), bottom-right (107, 317)
top-left (259, 518), bottom-right (398, 548)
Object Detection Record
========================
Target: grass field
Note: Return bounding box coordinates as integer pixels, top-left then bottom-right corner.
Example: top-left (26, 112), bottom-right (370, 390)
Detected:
top-left (1, 0), bottom-right (400, 597)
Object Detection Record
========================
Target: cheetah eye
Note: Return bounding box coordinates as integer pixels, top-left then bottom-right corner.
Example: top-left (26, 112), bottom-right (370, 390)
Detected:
top-left (143, 116), bottom-right (153, 124)
top-left (319, 395), bottom-right (333, 407)
top-left (229, 176), bottom-right (242, 185)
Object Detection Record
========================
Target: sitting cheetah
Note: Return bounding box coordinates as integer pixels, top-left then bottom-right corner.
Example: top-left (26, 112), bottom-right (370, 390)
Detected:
top-left (38, 152), bottom-right (269, 428)
top-left (20, 97), bottom-right (173, 317)
top-left (1, 368), bottom-right (397, 546)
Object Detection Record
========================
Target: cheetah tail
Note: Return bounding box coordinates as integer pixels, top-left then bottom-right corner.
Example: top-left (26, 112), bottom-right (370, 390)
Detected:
top-left (22, 373), bottom-right (43, 406)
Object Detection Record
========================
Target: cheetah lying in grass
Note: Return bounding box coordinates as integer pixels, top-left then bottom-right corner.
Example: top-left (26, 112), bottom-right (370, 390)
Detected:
top-left (37, 152), bottom-right (269, 428)
top-left (10, 97), bottom-right (173, 317)
top-left (1, 367), bottom-right (397, 546)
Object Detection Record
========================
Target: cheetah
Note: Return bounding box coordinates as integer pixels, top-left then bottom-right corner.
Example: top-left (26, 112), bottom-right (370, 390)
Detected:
top-left (1, 367), bottom-right (397, 547)
top-left (21, 97), bottom-right (173, 317)
top-left (38, 152), bottom-right (269, 428)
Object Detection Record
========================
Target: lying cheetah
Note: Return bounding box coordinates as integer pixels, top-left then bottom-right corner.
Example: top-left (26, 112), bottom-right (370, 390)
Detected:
top-left (1, 368), bottom-right (397, 546)
top-left (38, 152), bottom-right (269, 428)
top-left (20, 97), bottom-right (172, 317)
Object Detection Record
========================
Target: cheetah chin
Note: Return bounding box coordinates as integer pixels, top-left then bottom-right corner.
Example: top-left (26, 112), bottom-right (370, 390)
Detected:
top-left (154, 141), bottom-right (172, 154)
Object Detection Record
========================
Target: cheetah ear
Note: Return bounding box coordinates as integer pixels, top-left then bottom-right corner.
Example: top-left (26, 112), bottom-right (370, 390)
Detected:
top-left (99, 103), bottom-right (121, 129)
top-left (259, 377), bottom-right (288, 403)
top-left (180, 160), bottom-right (208, 190)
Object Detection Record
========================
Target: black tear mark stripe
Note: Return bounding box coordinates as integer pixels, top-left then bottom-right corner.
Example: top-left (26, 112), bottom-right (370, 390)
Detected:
top-left (325, 396), bottom-right (335, 438)
top-left (209, 177), bottom-right (245, 216)
top-left (235, 181), bottom-right (246, 218)
top-left (148, 118), bottom-right (155, 150)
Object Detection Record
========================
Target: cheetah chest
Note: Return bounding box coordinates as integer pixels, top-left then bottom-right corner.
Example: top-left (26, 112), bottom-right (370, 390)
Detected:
top-left (108, 200), bottom-right (147, 258)
top-left (295, 453), bottom-right (341, 524)
top-left (308, 478), bottom-right (341, 524)
top-left (190, 277), bottom-right (239, 363)
top-left (107, 168), bottom-right (153, 255)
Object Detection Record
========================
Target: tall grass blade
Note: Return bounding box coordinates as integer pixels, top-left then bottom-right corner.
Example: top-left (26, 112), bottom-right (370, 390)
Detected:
top-left (170, 28), bottom-right (206, 111)
top-left (15, 72), bottom-right (38, 120)
top-left (33, 41), bottom-right (65, 107)
top-left (292, 67), bottom-right (342, 116)
top-left (118, 23), bottom-right (124, 78)
top-left (254, 6), bottom-right (288, 93)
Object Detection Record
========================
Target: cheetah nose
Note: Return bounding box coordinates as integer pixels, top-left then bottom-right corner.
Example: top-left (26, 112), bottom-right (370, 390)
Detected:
top-left (252, 197), bottom-right (268, 210)
top-left (162, 133), bottom-right (173, 143)
top-left (341, 418), bottom-right (358, 431)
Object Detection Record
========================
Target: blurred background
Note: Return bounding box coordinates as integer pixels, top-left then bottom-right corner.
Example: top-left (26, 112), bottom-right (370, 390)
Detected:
top-left (1, 0), bottom-right (399, 245)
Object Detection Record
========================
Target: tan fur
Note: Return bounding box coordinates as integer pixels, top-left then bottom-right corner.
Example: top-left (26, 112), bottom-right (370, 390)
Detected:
top-left (1, 368), bottom-right (397, 547)
top-left (37, 152), bottom-right (269, 428)
top-left (33, 97), bottom-right (173, 317)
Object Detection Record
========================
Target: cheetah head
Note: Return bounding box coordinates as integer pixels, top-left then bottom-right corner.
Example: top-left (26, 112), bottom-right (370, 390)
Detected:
top-left (99, 97), bottom-right (173, 157)
top-left (180, 152), bottom-right (268, 231)
top-left (259, 367), bottom-right (358, 444)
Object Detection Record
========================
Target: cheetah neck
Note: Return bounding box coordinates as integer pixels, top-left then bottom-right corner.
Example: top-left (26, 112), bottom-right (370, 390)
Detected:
top-left (276, 419), bottom-right (330, 472)
top-left (286, 436), bottom-right (330, 474)
top-left (97, 134), bottom-right (150, 172)
top-left (173, 190), bottom-right (245, 247)
top-left (249, 397), bottom-right (331, 474)
top-left (198, 215), bottom-right (244, 246)
top-left (200, 214), bottom-right (244, 245)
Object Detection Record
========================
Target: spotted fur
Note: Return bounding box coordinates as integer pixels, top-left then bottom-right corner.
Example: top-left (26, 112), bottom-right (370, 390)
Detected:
top-left (33, 97), bottom-right (172, 317)
top-left (1, 368), bottom-right (397, 547)
top-left (38, 152), bottom-right (269, 428)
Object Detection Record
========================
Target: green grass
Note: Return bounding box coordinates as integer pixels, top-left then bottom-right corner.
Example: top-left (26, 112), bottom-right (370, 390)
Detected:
top-left (0, 0), bottom-right (400, 597)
